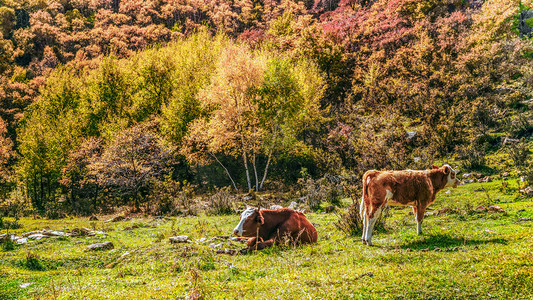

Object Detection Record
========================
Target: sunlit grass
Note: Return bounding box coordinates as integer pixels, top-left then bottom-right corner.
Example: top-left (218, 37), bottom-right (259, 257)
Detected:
top-left (1, 177), bottom-right (532, 299)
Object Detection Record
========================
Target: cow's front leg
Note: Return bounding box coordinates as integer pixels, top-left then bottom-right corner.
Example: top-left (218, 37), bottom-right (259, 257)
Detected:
top-left (247, 237), bottom-right (264, 250)
top-left (360, 198), bottom-right (368, 245)
top-left (254, 238), bottom-right (275, 250)
top-left (413, 206), bottom-right (426, 235)
top-left (363, 203), bottom-right (382, 246)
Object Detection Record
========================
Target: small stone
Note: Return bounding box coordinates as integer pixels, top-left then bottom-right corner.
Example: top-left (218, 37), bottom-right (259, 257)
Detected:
top-left (27, 234), bottom-right (47, 240)
top-left (84, 241), bottom-right (114, 251)
top-left (475, 205), bottom-right (487, 212)
top-left (437, 207), bottom-right (454, 215)
top-left (196, 237), bottom-right (207, 243)
top-left (479, 176), bottom-right (492, 183)
top-left (462, 173), bottom-right (472, 179)
top-left (270, 205), bottom-right (283, 210)
top-left (460, 179), bottom-right (473, 185)
top-left (488, 205), bottom-right (504, 213)
top-left (81, 227), bottom-right (93, 235)
top-left (42, 230), bottom-right (66, 237)
top-left (19, 282), bottom-right (34, 289)
top-left (288, 201), bottom-right (299, 210)
top-left (22, 230), bottom-right (43, 237)
top-left (445, 190), bottom-right (452, 194)
top-left (16, 238), bottom-right (28, 245)
top-left (502, 172), bottom-right (510, 177)
top-left (169, 235), bottom-right (189, 243)
top-left (502, 137), bottom-right (520, 145)
top-left (520, 186), bottom-right (533, 197)
top-left (216, 249), bottom-right (238, 255)
top-left (105, 215), bottom-right (126, 223)
top-left (406, 131), bottom-right (417, 141)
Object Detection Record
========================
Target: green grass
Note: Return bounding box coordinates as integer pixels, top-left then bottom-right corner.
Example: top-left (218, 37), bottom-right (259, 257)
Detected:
top-left (1, 178), bottom-right (532, 299)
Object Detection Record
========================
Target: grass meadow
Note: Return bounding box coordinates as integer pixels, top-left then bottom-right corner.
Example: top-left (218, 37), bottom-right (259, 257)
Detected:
top-left (1, 177), bottom-right (532, 299)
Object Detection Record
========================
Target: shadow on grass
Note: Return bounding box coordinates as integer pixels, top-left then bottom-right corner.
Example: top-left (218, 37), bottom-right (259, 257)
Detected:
top-left (398, 233), bottom-right (507, 250)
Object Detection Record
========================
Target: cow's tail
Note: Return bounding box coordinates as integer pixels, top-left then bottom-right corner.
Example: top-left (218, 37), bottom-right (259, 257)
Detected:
top-left (360, 170), bottom-right (378, 220)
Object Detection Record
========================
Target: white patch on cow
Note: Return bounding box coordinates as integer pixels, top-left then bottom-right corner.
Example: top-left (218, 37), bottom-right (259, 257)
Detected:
top-left (233, 207), bottom-right (256, 236)
top-left (385, 189), bottom-right (393, 200)
top-left (417, 220), bottom-right (423, 235)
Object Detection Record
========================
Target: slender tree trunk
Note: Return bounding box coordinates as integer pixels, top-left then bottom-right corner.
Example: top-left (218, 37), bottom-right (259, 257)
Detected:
top-left (252, 154), bottom-right (259, 191)
top-left (39, 169), bottom-right (44, 208)
top-left (243, 151), bottom-right (252, 191)
top-left (210, 152), bottom-right (238, 193)
top-left (259, 150), bottom-right (272, 191)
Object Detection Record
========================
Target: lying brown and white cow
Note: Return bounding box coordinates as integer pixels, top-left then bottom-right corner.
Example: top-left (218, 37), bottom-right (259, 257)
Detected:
top-left (360, 164), bottom-right (460, 245)
top-left (232, 207), bottom-right (318, 250)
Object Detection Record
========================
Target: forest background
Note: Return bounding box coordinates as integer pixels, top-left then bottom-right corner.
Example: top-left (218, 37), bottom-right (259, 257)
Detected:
top-left (0, 0), bottom-right (532, 217)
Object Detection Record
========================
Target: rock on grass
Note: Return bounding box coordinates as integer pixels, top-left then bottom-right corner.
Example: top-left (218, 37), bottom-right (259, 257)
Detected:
top-left (84, 241), bottom-right (114, 251)
top-left (169, 236), bottom-right (190, 243)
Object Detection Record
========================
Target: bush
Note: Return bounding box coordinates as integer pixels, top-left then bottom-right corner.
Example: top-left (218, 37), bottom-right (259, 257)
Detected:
top-left (298, 174), bottom-right (346, 211)
top-left (205, 186), bottom-right (238, 215)
top-left (24, 252), bottom-right (45, 271)
top-left (147, 178), bottom-right (197, 216)
top-left (336, 184), bottom-right (390, 236)
top-left (336, 201), bottom-right (363, 236)
top-left (508, 142), bottom-right (530, 167)
top-left (458, 139), bottom-right (487, 170)
top-left (0, 186), bottom-right (33, 218)
top-left (1, 236), bottom-right (15, 251)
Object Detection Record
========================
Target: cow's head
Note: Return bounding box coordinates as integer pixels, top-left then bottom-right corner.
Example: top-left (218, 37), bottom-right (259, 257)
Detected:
top-left (232, 206), bottom-right (264, 237)
top-left (432, 164), bottom-right (460, 188)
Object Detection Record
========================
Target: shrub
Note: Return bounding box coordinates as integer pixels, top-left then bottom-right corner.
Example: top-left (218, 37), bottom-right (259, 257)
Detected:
top-left (24, 252), bottom-right (44, 271)
top-left (336, 184), bottom-right (390, 236)
top-left (0, 186), bottom-right (33, 218)
top-left (1, 236), bottom-right (15, 251)
top-left (205, 186), bottom-right (238, 215)
top-left (508, 141), bottom-right (530, 167)
top-left (335, 201), bottom-right (363, 236)
top-left (458, 140), bottom-right (487, 170)
top-left (147, 178), bottom-right (197, 216)
top-left (298, 174), bottom-right (346, 211)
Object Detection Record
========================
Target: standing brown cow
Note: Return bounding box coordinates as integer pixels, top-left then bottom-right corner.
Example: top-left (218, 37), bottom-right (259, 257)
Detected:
top-left (233, 207), bottom-right (318, 250)
top-left (360, 164), bottom-right (460, 245)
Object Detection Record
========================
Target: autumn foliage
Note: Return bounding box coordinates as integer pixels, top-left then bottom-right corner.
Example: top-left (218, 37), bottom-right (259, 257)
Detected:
top-left (0, 0), bottom-right (531, 215)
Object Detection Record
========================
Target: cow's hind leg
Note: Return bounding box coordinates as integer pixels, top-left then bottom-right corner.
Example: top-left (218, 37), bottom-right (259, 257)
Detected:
top-left (364, 204), bottom-right (382, 246)
top-left (413, 206), bottom-right (426, 235)
top-left (361, 198), bottom-right (368, 244)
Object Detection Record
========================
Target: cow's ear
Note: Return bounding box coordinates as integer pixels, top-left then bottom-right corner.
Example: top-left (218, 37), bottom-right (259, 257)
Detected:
top-left (256, 210), bottom-right (264, 224)
top-left (432, 165), bottom-right (439, 169)
top-left (444, 166), bottom-right (450, 174)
